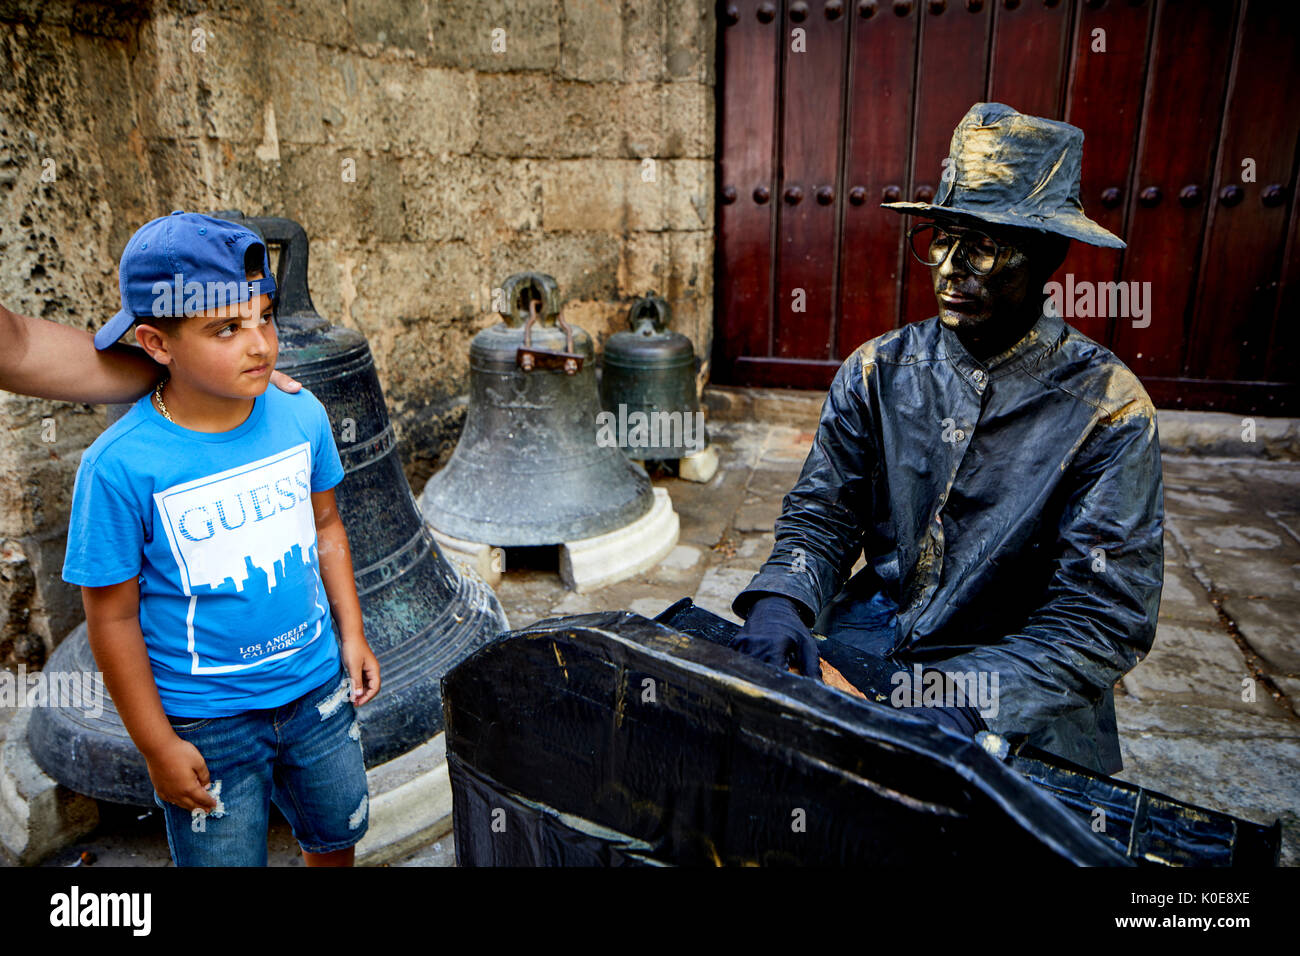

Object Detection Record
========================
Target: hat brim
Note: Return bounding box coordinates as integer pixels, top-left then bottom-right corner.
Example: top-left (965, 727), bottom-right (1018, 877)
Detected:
top-left (94, 309), bottom-right (136, 351)
top-left (881, 201), bottom-right (1126, 250)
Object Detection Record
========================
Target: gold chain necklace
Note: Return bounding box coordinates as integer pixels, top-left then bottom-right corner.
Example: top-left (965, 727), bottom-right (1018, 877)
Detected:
top-left (153, 376), bottom-right (174, 423)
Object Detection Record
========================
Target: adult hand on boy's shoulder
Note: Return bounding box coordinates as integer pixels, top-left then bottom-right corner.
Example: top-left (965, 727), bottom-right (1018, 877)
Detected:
top-left (147, 737), bottom-right (219, 813)
top-left (342, 636), bottom-right (381, 707)
top-left (269, 369), bottom-right (302, 393)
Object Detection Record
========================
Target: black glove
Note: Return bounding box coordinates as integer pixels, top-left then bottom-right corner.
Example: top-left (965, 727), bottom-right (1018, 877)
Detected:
top-left (912, 701), bottom-right (988, 737)
top-left (899, 670), bottom-right (989, 737)
top-left (732, 594), bottom-right (821, 678)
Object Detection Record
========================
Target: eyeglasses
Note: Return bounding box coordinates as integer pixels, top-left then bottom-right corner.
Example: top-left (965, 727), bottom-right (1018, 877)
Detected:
top-left (907, 223), bottom-right (1006, 276)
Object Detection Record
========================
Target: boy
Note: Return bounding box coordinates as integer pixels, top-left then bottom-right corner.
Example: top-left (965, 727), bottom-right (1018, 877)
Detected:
top-left (61, 211), bottom-right (381, 867)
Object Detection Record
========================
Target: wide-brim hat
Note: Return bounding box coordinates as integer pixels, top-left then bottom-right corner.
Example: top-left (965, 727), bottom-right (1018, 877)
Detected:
top-left (882, 102), bottom-right (1125, 249)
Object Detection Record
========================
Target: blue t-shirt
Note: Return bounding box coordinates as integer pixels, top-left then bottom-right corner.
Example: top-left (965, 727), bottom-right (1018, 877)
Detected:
top-left (61, 386), bottom-right (346, 718)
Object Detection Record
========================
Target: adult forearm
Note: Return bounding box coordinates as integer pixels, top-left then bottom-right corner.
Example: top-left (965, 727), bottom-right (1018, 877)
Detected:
top-left (0, 304), bottom-right (163, 403)
top-left (85, 616), bottom-right (176, 758)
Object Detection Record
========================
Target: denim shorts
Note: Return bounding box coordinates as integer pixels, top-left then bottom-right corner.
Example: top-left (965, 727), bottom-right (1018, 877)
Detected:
top-left (153, 662), bottom-right (370, 866)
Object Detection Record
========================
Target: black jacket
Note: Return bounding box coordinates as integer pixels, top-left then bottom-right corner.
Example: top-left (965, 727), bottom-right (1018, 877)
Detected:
top-left (733, 310), bottom-right (1164, 774)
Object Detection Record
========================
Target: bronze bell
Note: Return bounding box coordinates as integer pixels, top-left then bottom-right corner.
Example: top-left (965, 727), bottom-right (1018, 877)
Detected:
top-left (419, 272), bottom-right (655, 547)
top-left (27, 215), bottom-right (509, 806)
top-left (599, 292), bottom-right (707, 462)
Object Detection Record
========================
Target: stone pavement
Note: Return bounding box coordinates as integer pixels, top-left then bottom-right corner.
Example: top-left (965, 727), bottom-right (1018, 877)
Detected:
top-left (7, 393), bottom-right (1298, 867)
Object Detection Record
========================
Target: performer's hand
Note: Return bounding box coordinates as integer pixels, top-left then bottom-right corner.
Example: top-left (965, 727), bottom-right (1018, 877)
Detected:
top-left (898, 671), bottom-right (988, 737)
top-left (910, 705), bottom-right (985, 736)
top-left (732, 594), bottom-right (822, 678)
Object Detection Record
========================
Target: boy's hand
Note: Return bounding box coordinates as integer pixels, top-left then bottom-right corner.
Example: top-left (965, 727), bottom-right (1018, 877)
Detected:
top-left (342, 637), bottom-right (381, 706)
top-left (145, 735), bottom-right (219, 812)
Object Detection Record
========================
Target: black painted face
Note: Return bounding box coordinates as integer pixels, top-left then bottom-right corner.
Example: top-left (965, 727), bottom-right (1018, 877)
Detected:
top-left (929, 222), bottom-right (1040, 337)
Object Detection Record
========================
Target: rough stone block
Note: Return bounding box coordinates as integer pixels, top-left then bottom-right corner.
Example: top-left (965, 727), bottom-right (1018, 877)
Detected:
top-left (263, 0), bottom-right (355, 47)
top-left (1157, 410), bottom-right (1300, 460)
top-left (314, 52), bottom-right (480, 156)
top-left (143, 136), bottom-right (209, 209)
top-left (666, 0), bottom-right (714, 83)
top-left (562, 300), bottom-right (626, 354)
top-left (347, 241), bottom-right (481, 330)
top-left (428, 0), bottom-right (560, 73)
top-left (560, 0), bottom-right (623, 82)
top-left (488, 232), bottom-right (620, 303)
top-left (541, 159), bottom-right (626, 232)
top-left (382, 63), bottom-right (478, 156)
top-left (132, 15), bottom-right (202, 140)
top-left (1116, 696), bottom-right (1300, 740)
top-left (618, 231), bottom-right (669, 297)
top-left (477, 75), bottom-right (620, 158)
top-left (190, 18), bottom-right (273, 143)
top-left (349, 0), bottom-right (431, 53)
top-left (278, 144), bottom-right (403, 243)
top-left (267, 37), bottom-right (326, 145)
top-left (663, 79), bottom-right (713, 156)
top-left (623, 0), bottom-right (665, 82)
top-left (402, 156), bottom-right (541, 242)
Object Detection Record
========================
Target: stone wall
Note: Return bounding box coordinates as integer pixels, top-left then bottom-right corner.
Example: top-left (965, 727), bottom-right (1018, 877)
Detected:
top-left (0, 0), bottom-right (716, 666)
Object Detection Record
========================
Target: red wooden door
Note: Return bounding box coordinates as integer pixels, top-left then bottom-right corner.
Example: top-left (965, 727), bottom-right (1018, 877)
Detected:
top-left (713, 0), bottom-right (1300, 414)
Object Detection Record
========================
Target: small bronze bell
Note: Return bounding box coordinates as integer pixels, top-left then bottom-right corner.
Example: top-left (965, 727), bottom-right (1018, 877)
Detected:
top-left (599, 293), bottom-right (707, 462)
top-left (419, 272), bottom-right (655, 548)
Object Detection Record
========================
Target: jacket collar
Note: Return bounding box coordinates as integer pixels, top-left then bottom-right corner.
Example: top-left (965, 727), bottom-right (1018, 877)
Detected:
top-left (939, 307), bottom-right (1065, 379)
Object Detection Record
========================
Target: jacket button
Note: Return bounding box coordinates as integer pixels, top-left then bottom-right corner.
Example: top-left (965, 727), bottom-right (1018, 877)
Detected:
top-left (972, 369), bottom-right (986, 385)
top-left (953, 429), bottom-right (966, 442)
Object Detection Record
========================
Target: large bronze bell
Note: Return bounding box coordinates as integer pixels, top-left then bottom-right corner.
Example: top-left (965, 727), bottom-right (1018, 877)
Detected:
top-left (27, 215), bottom-right (508, 806)
top-left (419, 273), bottom-right (655, 547)
top-left (599, 292), bottom-right (707, 461)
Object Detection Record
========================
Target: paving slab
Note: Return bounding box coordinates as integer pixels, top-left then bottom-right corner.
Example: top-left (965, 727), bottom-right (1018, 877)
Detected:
top-left (1274, 677), bottom-right (1300, 719)
top-left (1169, 514), bottom-right (1300, 600)
top-left (1155, 562), bottom-right (1223, 629)
top-left (1221, 596), bottom-right (1300, 676)
top-left (1122, 623), bottom-right (1275, 715)
top-left (692, 565), bottom-right (760, 624)
top-left (1116, 695), bottom-right (1300, 740)
top-left (658, 464), bottom-right (749, 549)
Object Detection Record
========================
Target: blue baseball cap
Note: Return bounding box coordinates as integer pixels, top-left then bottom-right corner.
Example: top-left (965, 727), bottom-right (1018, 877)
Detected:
top-left (95, 210), bottom-right (278, 350)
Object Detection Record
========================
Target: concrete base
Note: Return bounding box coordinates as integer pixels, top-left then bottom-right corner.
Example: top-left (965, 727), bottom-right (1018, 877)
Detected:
top-left (0, 707), bottom-right (99, 865)
top-left (355, 732), bottom-right (453, 867)
top-left (561, 486), bottom-right (680, 593)
top-left (678, 445), bottom-right (719, 483)
top-left (430, 526), bottom-right (506, 589)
